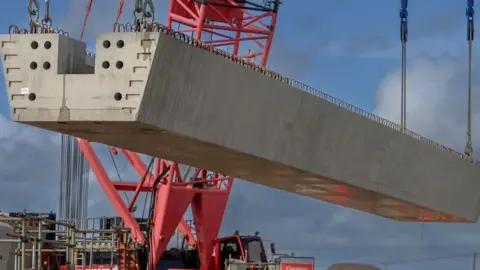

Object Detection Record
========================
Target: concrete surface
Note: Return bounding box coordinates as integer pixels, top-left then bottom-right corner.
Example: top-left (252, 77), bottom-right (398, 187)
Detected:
top-left (2, 32), bottom-right (480, 222)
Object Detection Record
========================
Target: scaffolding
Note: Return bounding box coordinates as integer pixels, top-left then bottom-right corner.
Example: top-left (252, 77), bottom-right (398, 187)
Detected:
top-left (0, 213), bottom-right (139, 270)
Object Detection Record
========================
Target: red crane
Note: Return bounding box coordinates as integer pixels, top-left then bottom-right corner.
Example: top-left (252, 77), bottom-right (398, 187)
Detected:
top-left (77, 0), bottom-right (281, 269)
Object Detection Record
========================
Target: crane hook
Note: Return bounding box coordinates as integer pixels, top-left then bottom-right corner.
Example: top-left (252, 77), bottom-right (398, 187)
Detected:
top-left (27, 0), bottom-right (40, 26)
top-left (42, 0), bottom-right (52, 26)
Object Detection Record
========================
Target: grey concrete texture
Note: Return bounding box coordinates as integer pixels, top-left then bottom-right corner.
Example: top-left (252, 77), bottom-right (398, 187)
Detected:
top-left (2, 32), bottom-right (480, 223)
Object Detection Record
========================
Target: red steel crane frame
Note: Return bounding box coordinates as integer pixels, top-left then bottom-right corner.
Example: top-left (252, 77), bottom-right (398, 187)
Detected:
top-left (76, 0), bottom-right (280, 269)
top-left (165, 0), bottom-right (279, 66)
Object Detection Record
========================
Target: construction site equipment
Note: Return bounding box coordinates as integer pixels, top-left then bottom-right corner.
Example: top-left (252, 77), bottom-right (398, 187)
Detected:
top-left (0, 213), bottom-right (315, 270)
top-left (0, 213), bottom-right (141, 270)
top-left (3, 0), bottom-right (480, 269)
top-left (1, 0), bottom-right (291, 269)
top-left (3, 0), bottom-right (480, 225)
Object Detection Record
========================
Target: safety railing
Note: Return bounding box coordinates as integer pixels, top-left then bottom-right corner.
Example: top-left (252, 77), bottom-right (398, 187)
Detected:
top-left (124, 23), bottom-right (475, 164)
top-left (290, 79), bottom-right (474, 162)
top-left (8, 23), bottom-right (69, 36)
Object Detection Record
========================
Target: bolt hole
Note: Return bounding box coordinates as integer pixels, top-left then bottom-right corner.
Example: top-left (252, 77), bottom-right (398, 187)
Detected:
top-left (103, 40), bottom-right (111, 48)
top-left (116, 40), bottom-right (124, 48)
top-left (28, 93), bottom-right (36, 101)
top-left (30, 41), bottom-right (39, 49)
top-left (30, 62), bottom-right (38, 70)
top-left (114, 92), bottom-right (122, 101)
top-left (44, 41), bottom-right (52, 49)
top-left (43, 62), bottom-right (51, 70)
top-left (116, 61), bottom-right (124, 69)
top-left (102, 61), bottom-right (110, 69)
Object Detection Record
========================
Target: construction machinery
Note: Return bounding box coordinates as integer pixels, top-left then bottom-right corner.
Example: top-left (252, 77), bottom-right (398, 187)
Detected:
top-left (4, 0), bottom-right (480, 225)
top-left (0, 0), bottom-right (298, 269)
top-left (4, 0), bottom-right (479, 269)
top-left (0, 212), bottom-right (315, 270)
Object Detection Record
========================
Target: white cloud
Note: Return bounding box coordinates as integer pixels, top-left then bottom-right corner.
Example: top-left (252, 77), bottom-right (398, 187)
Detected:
top-left (374, 56), bottom-right (479, 153)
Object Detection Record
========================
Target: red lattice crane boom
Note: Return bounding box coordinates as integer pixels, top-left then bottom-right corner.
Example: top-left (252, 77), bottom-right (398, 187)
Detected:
top-left (77, 0), bottom-right (280, 269)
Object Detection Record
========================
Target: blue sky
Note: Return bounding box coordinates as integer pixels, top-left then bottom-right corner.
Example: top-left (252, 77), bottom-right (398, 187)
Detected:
top-left (2, 0), bottom-right (480, 269)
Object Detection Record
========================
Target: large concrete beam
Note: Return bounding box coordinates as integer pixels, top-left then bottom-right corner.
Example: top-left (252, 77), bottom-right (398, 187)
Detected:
top-left (2, 31), bottom-right (480, 222)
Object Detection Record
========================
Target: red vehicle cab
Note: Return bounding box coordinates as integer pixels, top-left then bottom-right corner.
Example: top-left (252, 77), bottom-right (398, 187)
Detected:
top-left (215, 232), bottom-right (268, 270)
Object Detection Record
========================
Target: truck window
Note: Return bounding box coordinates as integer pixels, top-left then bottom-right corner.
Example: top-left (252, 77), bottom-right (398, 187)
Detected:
top-left (242, 239), bottom-right (266, 263)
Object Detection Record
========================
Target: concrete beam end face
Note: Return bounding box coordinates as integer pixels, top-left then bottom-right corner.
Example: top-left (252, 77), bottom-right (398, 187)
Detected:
top-left (1, 34), bottom-right (64, 121)
top-left (0, 32), bottom-right (161, 130)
